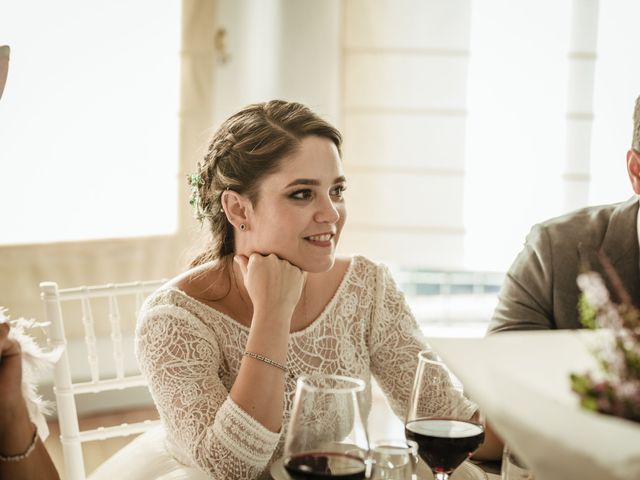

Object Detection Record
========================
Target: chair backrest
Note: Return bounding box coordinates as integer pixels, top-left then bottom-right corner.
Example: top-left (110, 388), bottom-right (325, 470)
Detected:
top-left (40, 279), bottom-right (166, 480)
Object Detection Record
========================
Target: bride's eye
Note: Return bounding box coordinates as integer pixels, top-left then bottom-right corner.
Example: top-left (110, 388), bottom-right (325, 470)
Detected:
top-left (330, 185), bottom-right (347, 199)
top-left (290, 189), bottom-right (314, 200)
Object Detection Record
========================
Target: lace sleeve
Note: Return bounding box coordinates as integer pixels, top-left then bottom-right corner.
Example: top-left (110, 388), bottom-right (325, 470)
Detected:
top-left (368, 264), bottom-right (477, 421)
top-left (136, 304), bottom-right (281, 479)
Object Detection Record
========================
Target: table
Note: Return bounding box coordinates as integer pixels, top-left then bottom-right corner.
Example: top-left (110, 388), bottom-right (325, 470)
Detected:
top-left (429, 330), bottom-right (640, 480)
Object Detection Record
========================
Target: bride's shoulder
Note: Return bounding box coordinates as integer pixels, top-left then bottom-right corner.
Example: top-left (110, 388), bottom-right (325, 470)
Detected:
top-left (328, 255), bottom-right (382, 282)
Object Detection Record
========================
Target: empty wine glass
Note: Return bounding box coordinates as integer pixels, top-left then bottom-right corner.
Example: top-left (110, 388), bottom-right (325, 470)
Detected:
top-left (284, 374), bottom-right (369, 480)
top-left (405, 350), bottom-right (484, 480)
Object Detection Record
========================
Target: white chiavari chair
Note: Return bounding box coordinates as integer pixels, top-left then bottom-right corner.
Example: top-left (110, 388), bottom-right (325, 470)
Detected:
top-left (40, 279), bottom-right (165, 480)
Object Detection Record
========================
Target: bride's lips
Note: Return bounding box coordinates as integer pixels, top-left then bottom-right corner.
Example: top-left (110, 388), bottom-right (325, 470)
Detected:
top-left (304, 232), bottom-right (335, 247)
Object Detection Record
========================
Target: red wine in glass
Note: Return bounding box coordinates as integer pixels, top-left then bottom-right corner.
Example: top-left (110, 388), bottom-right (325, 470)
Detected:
top-left (283, 375), bottom-right (369, 480)
top-left (284, 452), bottom-right (366, 480)
top-left (405, 418), bottom-right (485, 475)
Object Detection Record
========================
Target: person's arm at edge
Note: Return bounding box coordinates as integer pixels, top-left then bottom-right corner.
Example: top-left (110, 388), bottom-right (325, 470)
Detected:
top-left (0, 323), bottom-right (60, 480)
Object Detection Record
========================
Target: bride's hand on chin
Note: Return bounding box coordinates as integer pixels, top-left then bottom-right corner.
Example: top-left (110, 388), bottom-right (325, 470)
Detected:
top-left (234, 253), bottom-right (306, 322)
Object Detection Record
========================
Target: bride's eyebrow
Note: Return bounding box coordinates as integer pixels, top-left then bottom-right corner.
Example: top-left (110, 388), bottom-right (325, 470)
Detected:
top-left (285, 179), bottom-right (320, 188)
top-left (284, 176), bottom-right (346, 188)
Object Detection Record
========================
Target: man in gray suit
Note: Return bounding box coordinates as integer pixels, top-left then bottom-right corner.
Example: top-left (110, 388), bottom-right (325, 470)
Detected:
top-left (488, 95), bottom-right (640, 333)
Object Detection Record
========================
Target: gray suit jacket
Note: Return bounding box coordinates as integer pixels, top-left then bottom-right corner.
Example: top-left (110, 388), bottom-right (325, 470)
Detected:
top-left (488, 196), bottom-right (640, 333)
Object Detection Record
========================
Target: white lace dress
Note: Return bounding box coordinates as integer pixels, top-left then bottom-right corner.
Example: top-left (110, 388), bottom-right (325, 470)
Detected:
top-left (135, 255), bottom-right (476, 480)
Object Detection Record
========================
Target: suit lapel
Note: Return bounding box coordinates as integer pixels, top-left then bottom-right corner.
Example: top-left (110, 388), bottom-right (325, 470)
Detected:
top-left (600, 196), bottom-right (640, 308)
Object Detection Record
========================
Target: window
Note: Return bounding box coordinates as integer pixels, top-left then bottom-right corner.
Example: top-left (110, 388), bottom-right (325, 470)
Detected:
top-left (0, 1), bottom-right (181, 244)
top-left (342, 0), bottom-right (640, 336)
top-left (464, 0), bottom-right (571, 272)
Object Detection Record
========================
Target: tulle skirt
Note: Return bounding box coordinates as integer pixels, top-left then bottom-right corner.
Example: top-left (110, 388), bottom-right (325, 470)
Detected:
top-left (89, 426), bottom-right (211, 480)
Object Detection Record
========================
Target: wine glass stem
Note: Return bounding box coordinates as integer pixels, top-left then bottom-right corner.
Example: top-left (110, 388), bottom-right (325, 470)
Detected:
top-left (434, 474), bottom-right (449, 480)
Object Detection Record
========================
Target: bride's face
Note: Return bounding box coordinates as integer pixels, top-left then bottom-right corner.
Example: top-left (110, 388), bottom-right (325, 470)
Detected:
top-left (244, 135), bottom-right (347, 273)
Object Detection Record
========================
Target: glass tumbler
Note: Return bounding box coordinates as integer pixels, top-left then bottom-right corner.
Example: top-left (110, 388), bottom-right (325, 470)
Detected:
top-left (501, 446), bottom-right (535, 480)
top-left (369, 439), bottom-right (418, 480)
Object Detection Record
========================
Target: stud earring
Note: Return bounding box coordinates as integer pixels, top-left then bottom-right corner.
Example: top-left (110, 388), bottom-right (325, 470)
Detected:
top-left (239, 223), bottom-right (246, 231)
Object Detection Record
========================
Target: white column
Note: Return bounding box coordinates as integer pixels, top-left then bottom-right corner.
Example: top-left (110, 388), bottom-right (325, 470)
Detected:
top-left (563, 0), bottom-right (599, 212)
top-left (211, 0), bottom-right (341, 127)
top-left (178, 0), bottom-right (218, 243)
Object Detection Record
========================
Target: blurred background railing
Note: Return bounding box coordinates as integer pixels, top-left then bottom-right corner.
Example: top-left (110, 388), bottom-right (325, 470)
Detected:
top-left (395, 268), bottom-right (503, 338)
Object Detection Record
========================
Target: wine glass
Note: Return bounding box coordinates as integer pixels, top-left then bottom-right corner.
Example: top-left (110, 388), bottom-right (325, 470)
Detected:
top-left (284, 374), bottom-right (369, 480)
top-left (405, 350), bottom-right (485, 480)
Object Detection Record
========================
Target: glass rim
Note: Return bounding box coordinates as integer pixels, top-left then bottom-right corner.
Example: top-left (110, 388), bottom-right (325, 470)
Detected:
top-left (370, 438), bottom-right (418, 454)
top-left (296, 374), bottom-right (366, 393)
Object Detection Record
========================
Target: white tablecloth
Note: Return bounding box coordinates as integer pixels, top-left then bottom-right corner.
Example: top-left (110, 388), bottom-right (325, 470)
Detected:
top-left (429, 330), bottom-right (640, 480)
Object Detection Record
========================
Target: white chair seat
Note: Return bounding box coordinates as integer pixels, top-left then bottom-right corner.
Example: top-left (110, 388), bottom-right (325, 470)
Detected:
top-left (89, 425), bottom-right (210, 480)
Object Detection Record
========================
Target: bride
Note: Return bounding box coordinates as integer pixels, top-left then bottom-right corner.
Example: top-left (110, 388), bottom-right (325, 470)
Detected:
top-left (132, 100), bottom-right (502, 479)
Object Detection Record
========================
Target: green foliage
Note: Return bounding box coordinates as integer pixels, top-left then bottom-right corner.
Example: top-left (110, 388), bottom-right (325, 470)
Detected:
top-left (570, 373), bottom-right (590, 397)
top-left (624, 349), bottom-right (640, 377)
top-left (578, 294), bottom-right (597, 329)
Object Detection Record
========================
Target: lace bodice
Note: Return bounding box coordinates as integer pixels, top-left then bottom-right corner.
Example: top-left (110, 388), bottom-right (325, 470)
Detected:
top-left (135, 255), bottom-right (476, 479)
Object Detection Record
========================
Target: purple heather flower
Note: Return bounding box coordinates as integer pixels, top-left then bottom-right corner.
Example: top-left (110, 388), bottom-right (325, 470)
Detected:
top-left (575, 269), bottom-right (640, 423)
top-left (618, 381), bottom-right (640, 399)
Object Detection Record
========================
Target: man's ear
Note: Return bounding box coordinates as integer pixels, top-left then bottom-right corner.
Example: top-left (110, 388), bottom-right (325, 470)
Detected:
top-left (221, 190), bottom-right (252, 230)
top-left (0, 46), bottom-right (9, 101)
top-left (627, 149), bottom-right (640, 194)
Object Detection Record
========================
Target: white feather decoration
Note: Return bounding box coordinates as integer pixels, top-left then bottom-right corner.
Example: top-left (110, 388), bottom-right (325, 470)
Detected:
top-left (1, 308), bottom-right (63, 441)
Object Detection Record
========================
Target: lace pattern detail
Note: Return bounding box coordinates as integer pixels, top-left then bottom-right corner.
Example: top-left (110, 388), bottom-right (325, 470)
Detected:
top-left (136, 256), bottom-right (476, 479)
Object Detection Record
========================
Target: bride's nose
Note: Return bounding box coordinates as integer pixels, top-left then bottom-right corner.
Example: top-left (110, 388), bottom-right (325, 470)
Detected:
top-left (314, 195), bottom-right (340, 224)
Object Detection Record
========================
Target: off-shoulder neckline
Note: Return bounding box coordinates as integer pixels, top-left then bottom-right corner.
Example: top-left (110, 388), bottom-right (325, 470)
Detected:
top-left (162, 256), bottom-right (361, 336)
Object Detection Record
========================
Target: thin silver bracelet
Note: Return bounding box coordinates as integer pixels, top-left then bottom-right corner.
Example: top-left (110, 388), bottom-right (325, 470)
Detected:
top-left (243, 351), bottom-right (287, 373)
top-left (0, 423), bottom-right (38, 462)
